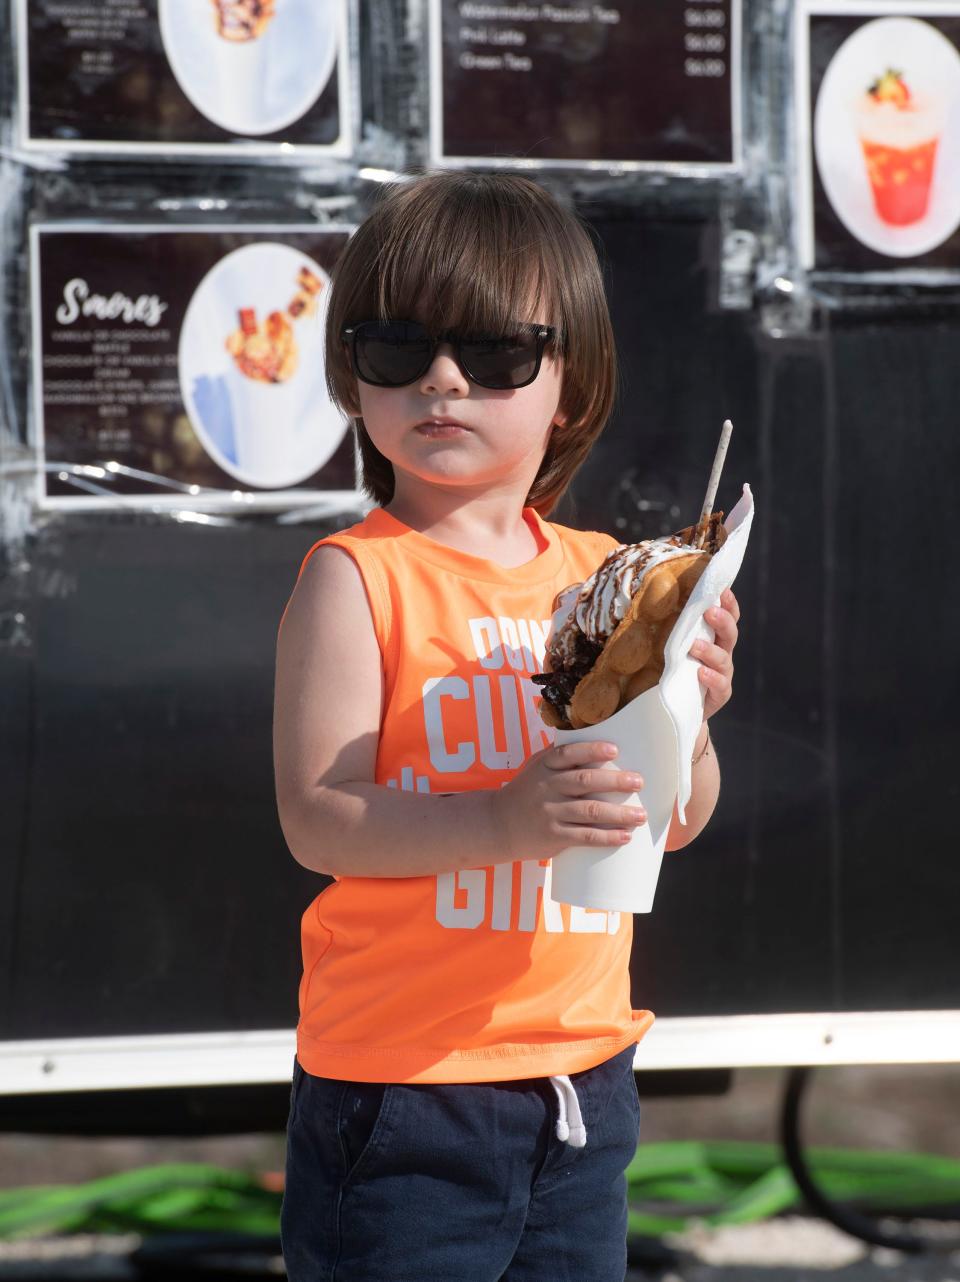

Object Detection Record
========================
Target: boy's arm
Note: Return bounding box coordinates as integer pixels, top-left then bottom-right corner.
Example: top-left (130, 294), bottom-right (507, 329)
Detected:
top-left (275, 545), bottom-right (656, 877)
top-left (273, 545), bottom-right (508, 878)
top-left (664, 722), bottom-right (720, 851)
top-left (664, 590), bottom-right (739, 850)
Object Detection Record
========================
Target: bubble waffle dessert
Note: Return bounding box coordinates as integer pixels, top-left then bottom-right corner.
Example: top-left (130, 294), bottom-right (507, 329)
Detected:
top-left (533, 513), bottom-right (726, 730)
top-left (211, 0), bottom-right (276, 42)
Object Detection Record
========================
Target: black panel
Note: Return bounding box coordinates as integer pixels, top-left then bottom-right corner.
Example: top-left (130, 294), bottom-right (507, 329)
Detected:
top-left (4, 517), bottom-right (343, 1039)
top-left (0, 588), bottom-right (33, 1031)
top-left (830, 318), bottom-right (960, 1008)
top-left (3, 210), bottom-right (958, 1057)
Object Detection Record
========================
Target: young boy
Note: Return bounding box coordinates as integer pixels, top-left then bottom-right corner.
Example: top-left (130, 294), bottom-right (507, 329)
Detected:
top-left (273, 171), bottom-right (740, 1281)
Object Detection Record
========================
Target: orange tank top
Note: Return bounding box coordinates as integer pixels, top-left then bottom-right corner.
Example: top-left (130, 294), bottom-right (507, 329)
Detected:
top-left (286, 505), bottom-right (655, 1083)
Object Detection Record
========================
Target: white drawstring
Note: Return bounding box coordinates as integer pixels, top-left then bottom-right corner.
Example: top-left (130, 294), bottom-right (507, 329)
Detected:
top-left (548, 1074), bottom-right (586, 1148)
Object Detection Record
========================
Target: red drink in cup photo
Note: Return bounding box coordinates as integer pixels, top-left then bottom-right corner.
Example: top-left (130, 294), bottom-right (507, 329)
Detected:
top-left (856, 69), bottom-right (943, 226)
top-left (812, 16), bottom-right (960, 261)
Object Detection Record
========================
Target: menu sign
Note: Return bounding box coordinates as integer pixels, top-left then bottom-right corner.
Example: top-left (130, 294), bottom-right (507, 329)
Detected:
top-left (17, 0), bottom-right (350, 155)
top-left (430, 0), bottom-right (740, 168)
top-left (796, 2), bottom-right (960, 269)
top-left (30, 225), bottom-right (359, 510)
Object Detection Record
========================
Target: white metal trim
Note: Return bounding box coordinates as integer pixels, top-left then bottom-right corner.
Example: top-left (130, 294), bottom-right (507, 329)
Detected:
top-left (33, 490), bottom-right (364, 515)
top-left (28, 221), bottom-right (45, 513)
top-left (2, 1012), bottom-right (958, 1095)
top-left (14, 0), bottom-right (29, 150)
top-left (428, 0), bottom-right (443, 168)
top-left (795, 1), bottom-right (816, 269)
top-left (731, 0), bottom-right (744, 169)
top-left (640, 1009), bottom-right (960, 1069)
top-left (30, 221), bottom-right (358, 235)
top-left (802, 0), bottom-right (960, 14)
top-left (2, 1030), bottom-right (298, 1096)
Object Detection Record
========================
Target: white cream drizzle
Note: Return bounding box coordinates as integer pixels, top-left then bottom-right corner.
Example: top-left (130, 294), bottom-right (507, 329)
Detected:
top-left (548, 537), bottom-right (704, 664)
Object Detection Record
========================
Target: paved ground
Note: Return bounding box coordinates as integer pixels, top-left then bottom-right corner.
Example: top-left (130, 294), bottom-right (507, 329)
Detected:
top-left (0, 1218), bottom-right (959, 1280)
top-left (0, 1064), bottom-right (957, 1279)
top-left (636, 1217), bottom-right (960, 1280)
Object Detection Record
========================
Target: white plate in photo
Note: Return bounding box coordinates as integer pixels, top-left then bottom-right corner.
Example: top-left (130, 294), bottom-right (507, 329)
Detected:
top-left (179, 242), bottom-right (348, 491)
top-left (814, 17), bottom-right (960, 258)
top-left (159, 0), bottom-right (339, 137)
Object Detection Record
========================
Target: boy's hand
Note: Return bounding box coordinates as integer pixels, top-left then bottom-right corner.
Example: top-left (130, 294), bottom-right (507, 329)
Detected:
top-left (689, 587), bottom-right (740, 721)
top-left (492, 740), bottom-right (646, 863)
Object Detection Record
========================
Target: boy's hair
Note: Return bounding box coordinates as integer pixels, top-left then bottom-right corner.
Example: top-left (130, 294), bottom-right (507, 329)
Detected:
top-left (324, 172), bottom-right (617, 517)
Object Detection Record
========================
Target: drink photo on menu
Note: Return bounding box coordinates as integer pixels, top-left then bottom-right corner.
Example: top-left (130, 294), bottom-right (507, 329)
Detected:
top-left (798, 4), bottom-right (960, 269)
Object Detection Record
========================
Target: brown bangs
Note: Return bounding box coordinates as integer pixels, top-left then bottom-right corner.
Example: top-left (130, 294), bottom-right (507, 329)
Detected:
top-left (325, 172), bottom-right (616, 515)
top-left (373, 181), bottom-right (557, 339)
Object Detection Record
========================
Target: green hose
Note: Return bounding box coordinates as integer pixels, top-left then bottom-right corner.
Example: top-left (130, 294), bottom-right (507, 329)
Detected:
top-left (625, 1141), bottom-right (960, 1237)
top-left (0, 1142), bottom-right (957, 1241)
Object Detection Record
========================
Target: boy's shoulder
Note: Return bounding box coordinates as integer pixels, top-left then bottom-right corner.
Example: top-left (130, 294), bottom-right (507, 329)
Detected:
top-left (540, 518), bottom-right (621, 584)
top-left (291, 508), bottom-right (383, 589)
top-left (543, 517), bottom-right (620, 560)
top-left (298, 507), bottom-right (392, 564)
top-left (319, 506), bottom-right (384, 543)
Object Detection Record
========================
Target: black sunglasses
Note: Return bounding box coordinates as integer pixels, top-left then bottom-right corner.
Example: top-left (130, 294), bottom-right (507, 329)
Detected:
top-left (341, 320), bottom-right (557, 390)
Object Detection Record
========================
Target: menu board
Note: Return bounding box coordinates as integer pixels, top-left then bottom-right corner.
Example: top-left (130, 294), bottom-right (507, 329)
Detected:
top-left (430, 0), bottom-right (740, 168)
top-left (30, 224), bottom-right (359, 509)
top-left (16, 0), bottom-right (350, 155)
top-left (796, 2), bottom-right (960, 270)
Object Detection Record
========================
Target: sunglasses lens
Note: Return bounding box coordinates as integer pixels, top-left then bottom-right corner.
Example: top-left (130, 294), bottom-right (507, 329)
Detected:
top-left (462, 331), bottom-right (541, 388)
top-left (354, 322), bottom-right (431, 386)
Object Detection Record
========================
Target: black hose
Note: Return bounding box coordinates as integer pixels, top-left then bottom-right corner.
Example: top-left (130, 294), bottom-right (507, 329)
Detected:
top-left (780, 1065), bottom-right (925, 1254)
top-left (132, 1231), bottom-right (282, 1278)
top-left (626, 1235), bottom-right (681, 1270)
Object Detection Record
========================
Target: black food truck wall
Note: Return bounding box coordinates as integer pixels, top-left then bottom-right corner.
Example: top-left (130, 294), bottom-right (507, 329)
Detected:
top-left (2, 209), bottom-right (957, 1090)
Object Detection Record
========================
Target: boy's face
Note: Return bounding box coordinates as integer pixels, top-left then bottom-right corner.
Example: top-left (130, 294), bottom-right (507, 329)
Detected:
top-left (353, 324), bottom-right (565, 505)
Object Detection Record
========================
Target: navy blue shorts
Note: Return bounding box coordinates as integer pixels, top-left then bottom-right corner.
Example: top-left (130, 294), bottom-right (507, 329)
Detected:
top-left (280, 1043), bottom-right (640, 1282)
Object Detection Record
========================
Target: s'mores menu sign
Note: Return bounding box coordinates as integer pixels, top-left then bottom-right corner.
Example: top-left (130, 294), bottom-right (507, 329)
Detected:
top-left (429, 0), bottom-right (741, 169)
top-left (796, 2), bottom-right (960, 269)
top-left (30, 225), bottom-right (358, 510)
top-left (16, 0), bottom-right (350, 155)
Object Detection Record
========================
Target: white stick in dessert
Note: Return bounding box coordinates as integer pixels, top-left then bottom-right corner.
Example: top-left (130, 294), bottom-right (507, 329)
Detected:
top-left (695, 418), bottom-right (733, 549)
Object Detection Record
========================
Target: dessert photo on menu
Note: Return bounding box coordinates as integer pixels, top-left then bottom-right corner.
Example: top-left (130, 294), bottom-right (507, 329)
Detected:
top-left (802, 5), bottom-right (960, 268)
top-left (18, 0), bottom-right (347, 152)
top-left (179, 241), bottom-right (347, 491)
top-left (30, 225), bottom-right (357, 509)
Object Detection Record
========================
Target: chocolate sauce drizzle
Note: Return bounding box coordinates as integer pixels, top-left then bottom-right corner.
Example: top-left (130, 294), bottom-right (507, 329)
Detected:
top-left (531, 631), bottom-right (602, 721)
top-left (532, 513), bottom-right (726, 727)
